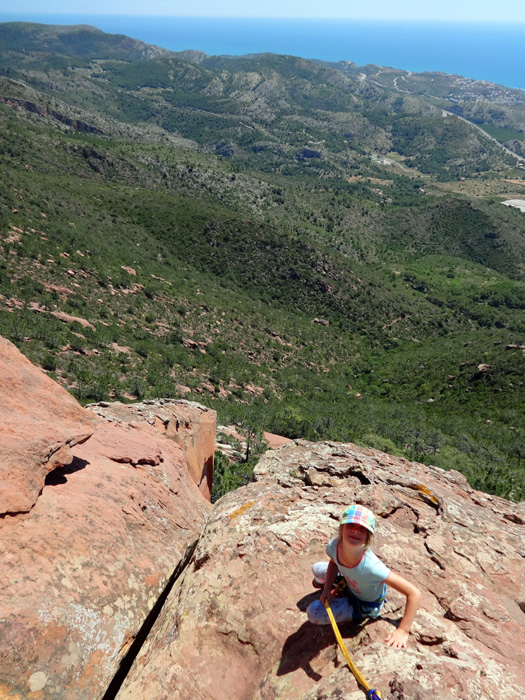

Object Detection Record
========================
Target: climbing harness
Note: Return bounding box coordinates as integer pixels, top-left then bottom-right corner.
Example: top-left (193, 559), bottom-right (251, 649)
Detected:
top-left (317, 575), bottom-right (386, 619)
top-left (332, 575), bottom-right (348, 597)
top-left (313, 574), bottom-right (347, 596)
top-left (324, 599), bottom-right (383, 700)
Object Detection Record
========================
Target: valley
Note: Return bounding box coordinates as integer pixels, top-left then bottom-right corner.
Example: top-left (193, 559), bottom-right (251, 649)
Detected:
top-left (0, 21), bottom-right (524, 501)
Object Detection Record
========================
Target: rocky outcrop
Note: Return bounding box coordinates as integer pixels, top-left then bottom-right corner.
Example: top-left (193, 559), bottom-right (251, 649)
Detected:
top-left (0, 340), bottom-right (212, 699)
top-left (116, 440), bottom-right (525, 700)
top-left (3, 336), bottom-right (524, 699)
top-left (86, 399), bottom-right (216, 499)
top-left (0, 97), bottom-right (102, 134)
top-left (0, 337), bottom-right (94, 516)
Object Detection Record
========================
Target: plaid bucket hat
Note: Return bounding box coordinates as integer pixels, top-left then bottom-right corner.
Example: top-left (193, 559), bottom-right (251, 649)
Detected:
top-left (340, 504), bottom-right (376, 533)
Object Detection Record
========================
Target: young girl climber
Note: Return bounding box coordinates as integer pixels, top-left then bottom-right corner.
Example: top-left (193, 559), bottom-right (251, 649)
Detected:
top-left (306, 504), bottom-right (420, 648)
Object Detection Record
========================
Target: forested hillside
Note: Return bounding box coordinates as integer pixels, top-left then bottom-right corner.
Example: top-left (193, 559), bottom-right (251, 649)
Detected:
top-left (0, 22), bottom-right (524, 500)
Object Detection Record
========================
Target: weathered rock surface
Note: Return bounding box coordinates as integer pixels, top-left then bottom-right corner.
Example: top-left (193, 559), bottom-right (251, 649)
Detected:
top-left (0, 341), bottom-right (212, 699)
top-left (0, 337), bottom-right (94, 515)
top-left (86, 399), bottom-right (216, 499)
top-left (117, 440), bottom-right (525, 700)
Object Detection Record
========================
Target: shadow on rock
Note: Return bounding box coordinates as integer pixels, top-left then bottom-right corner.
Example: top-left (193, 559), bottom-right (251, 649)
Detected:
top-left (45, 457), bottom-right (89, 486)
top-left (278, 593), bottom-right (394, 682)
top-left (295, 591), bottom-right (319, 612)
top-left (276, 621), bottom-right (334, 681)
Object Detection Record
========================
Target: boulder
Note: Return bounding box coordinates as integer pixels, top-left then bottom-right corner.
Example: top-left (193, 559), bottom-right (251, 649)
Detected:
top-left (116, 440), bottom-right (525, 700)
top-left (86, 399), bottom-right (216, 499)
top-left (0, 337), bottom-right (94, 515)
top-left (0, 341), bottom-right (212, 699)
top-left (264, 431), bottom-right (293, 449)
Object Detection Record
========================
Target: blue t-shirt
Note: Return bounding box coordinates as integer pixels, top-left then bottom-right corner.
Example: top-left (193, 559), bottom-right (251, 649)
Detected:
top-left (326, 537), bottom-right (390, 603)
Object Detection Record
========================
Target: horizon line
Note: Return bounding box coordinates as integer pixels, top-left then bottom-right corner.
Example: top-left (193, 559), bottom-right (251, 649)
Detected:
top-left (3, 14), bottom-right (525, 24)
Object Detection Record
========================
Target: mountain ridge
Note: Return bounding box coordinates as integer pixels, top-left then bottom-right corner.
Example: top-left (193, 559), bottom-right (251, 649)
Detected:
top-left (0, 21), bottom-right (171, 60)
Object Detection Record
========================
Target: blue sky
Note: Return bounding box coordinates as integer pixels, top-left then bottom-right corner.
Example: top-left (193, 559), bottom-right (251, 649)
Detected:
top-left (6, 0), bottom-right (525, 21)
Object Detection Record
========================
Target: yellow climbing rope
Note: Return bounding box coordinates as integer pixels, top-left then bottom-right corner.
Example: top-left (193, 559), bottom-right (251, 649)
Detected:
top-left (324, 600), bottom-right (383, 700)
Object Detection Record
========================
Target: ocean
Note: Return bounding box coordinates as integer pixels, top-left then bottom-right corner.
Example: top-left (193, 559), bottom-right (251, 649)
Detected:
top-left (2, 14), bottom-right (525, 91)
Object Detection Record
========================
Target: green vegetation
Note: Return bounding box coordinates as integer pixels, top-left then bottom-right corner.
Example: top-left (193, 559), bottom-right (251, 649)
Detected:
top-left (478, 124), bottom-right (524, 143)
top-left (0, 22), bottom-right (524, 502)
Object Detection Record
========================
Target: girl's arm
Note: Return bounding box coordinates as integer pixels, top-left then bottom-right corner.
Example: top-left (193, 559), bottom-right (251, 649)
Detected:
top-left (320, 558), bottom-right (339, 606)
top-left (384, 571), bottom-right (421, 648)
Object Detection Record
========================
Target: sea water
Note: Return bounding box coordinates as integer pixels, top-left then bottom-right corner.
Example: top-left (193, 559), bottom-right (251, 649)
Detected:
top-left (1, 14), bottom-right (525, 90)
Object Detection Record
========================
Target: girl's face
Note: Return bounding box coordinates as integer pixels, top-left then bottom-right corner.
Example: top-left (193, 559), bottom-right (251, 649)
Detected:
top-left (341, 523), bottom-right (368, 548)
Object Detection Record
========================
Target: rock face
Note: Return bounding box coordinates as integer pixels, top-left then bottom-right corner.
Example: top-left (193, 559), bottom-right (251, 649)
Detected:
top-left (116, 440), bottom-right (525, 700)
top-left (0, 337), bottom-right (95, 515)
top-left (3, 336), bottom-right (524, 700)
top-left (86, 399), bottom-right (216, 499)
top-left (0, 340), bottom-right (212, 699)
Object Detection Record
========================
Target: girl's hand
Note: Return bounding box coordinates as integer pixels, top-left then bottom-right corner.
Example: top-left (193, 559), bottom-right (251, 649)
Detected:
top-left (320, 588), bottom-right (333, 607)
top-left (384, 571), bottom-right (420, 649)
top-left (385, 627), bottom-right (409, 648)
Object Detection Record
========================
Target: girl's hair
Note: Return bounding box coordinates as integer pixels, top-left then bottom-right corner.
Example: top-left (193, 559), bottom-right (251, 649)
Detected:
top-left (338, 523), bottom-right (374, 549)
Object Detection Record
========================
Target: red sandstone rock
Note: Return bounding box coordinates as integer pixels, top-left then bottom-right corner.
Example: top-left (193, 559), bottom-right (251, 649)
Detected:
top-left (30, 305), bottom-right (96, 330)
top-left (263, 431), bottom-right (293, 449)
top-left (0, 337), bottom-right (94, 515)
top-left (50, 311), bottom-right (95, 329)
top-left (117, 440), bottom-right (525, 700)
top-left (86, 399), bottom-right (216, 499)
top-left (0, 340), bottom-right (212, 699)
